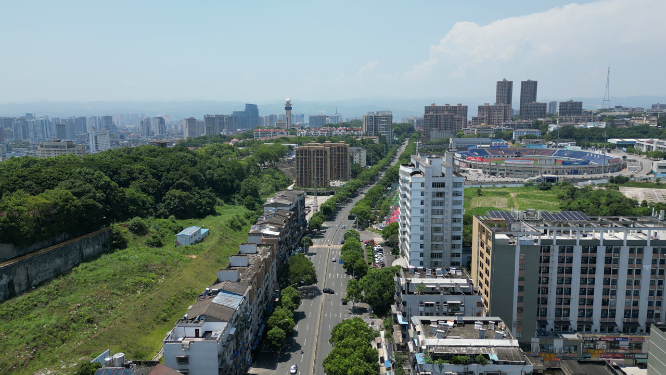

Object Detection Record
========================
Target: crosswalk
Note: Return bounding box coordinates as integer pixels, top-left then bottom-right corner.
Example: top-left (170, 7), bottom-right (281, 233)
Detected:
top-left (309, 245), bottom-right (342, 251)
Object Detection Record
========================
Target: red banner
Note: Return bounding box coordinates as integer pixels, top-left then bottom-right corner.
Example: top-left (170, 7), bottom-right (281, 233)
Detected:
top-left (467, 156), bottom-right (483, 162)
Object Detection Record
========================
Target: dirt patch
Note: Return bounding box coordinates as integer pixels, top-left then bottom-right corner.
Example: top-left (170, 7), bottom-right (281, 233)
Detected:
top-left (471, 197), bottom-right (509, 208)
top-left (510, 193), bottom-right (519, 208)
top-left (185, 255), bottom-right (197, 259)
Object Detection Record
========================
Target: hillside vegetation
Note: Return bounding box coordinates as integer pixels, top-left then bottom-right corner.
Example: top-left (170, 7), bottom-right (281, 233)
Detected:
top-left (0, 205), bottom-right (255, 375)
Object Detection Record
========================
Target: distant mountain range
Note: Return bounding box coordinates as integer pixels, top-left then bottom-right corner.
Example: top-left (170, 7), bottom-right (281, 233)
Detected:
top-left (1, 95), bottom-right (664, 121)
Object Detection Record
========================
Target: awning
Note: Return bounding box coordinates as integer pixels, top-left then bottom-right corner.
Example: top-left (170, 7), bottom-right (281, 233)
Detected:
top-left (636, 359), bottom-right (648, 364)
top-left (397, 315), bottom-right (408, 325)
top-left (623, 321), bottom-right (641, 327)
top-left (537, 320), bottom-right (548, 325)
top-left (251, 323), bottom-right (266, 350)
top-left (600, 321), bottom-right (618, 327)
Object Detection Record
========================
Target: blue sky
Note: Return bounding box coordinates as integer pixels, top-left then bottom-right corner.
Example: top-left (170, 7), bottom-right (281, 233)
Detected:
top-left (0, 0), bottom-right (663, 103)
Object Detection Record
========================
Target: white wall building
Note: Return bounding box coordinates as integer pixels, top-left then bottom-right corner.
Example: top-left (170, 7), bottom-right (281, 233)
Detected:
top-left (89, 128), bottom-right (111, 154)
top-left (399, 155), bottom-right (465, 268)
top-left (513, 128), bottom-right (541, 140)
top-left (349, 147), bottom-right (367, 168)
top-left (176, 226), bottom-right (210, 246)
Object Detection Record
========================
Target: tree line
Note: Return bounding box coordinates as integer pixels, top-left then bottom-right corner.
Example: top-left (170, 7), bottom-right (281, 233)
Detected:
top-left (0, 143), bottom-right (291, 247)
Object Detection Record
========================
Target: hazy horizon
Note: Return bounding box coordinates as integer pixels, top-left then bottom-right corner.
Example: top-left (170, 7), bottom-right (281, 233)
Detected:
top-left (1, 0), bottom-right (665, 105)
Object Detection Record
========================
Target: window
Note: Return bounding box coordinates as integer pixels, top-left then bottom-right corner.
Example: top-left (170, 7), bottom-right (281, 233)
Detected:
top-left (433, 192), bottom-right (445, 198)
top-left (432, 200), bottom-right (444, 206)
top-left (176, 356), bottom-right (189, 364)
top-left (432, 182), bottom-right (446, 188)
top-left (431, 209), bottom-right (444, 215)
top-left (453, 209), bottom-right (462, 215)
top-left (453, 182), bottom-right (463, 188)
top-left (432, 253), bottom-right (443, 258)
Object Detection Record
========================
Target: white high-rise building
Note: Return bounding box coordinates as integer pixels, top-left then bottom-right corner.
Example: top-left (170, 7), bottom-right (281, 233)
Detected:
top-left (89, 128), bottom-right (111, 154)
top-left (399, 155), bottom-right (464, 268)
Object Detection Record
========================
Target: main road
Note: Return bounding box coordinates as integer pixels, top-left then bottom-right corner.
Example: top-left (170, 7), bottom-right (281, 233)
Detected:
top-left (269, 142), bottom-right (405, 375)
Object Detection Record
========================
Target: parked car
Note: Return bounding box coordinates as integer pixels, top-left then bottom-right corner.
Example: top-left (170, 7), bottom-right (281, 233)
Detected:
top-left (341, 298), bottom-right (348, 305)
top-left (342, 225), bottom-right (345, 229)
top-left (323, 288), bottom-right (334, 294)
top-left (341, 239), bottom-right (345, 244)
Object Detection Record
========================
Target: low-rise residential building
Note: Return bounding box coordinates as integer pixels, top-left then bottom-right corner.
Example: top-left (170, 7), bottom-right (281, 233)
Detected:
top-left (408, 316), bottom-right (533, 375)
top-left (253, 129), bottom-right (290, 139)
top-left (176, 226), bottom-right (210, 246)
top-left (349, 147), bottom-right (367, 168)
top-left (513, 128), bottom-right (541, 140)
top-left (393, 266), bottom-right (484, 328)
top-left (36, 140), bottom-right (85, 158)
top-left (296, 127), bottom-right (364, 137)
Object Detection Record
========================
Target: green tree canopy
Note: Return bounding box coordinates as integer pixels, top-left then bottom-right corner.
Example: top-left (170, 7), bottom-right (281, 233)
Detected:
top-left (280, 286), bottom-right (301, 312)
top-left (359, 267), bottom-right (400, 314)
top-left (267, 326), bottom-right (286, 352)
top-left (343, 229), bottom-right (360, 242)
top-left (267, 307), bottom-right (295, 336)
top-left (329, 317), bottom-right (377, 345)
top-left (284, 253), bottom-right (318, 286)
top-left (300, 236), bottom-right (313, 248)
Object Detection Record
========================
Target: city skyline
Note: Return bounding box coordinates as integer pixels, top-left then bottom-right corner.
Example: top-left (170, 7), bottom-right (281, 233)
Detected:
top-left (1, 0), bottom-right (665, 103)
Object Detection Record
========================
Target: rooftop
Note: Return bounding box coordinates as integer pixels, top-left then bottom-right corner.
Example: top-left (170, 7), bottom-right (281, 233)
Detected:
top-left (176, 226), bottom-right (200, 236)
top-left (398, 267), bottom-right (477, 295)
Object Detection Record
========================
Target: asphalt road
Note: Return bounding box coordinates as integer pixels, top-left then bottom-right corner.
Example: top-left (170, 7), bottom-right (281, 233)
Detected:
top-left (263, 142), bottom-right (405, 375)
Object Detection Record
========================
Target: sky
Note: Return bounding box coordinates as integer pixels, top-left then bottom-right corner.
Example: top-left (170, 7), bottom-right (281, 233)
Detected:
top-left (1, 0), bottom-right (664, 104)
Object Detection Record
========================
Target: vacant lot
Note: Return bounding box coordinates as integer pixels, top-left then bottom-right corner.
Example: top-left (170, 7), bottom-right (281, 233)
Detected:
top-left (0, 205), bottom-right (253, 375)
top-left (465, 186), bottom-right (561, 216)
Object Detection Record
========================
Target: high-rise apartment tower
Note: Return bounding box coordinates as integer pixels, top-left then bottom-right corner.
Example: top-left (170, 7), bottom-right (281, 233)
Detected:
top-left (519, 80), bottom-right (538, 117)
top-left (496, 79), bottom-right (513, 106)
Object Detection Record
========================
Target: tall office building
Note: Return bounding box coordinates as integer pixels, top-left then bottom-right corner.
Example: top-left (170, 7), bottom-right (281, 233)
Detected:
top-left (245, 104), bottom-right (259, 129)
top-left (423, 104), bottom-right (468, 140)
top-left (472, 210), bottom-right (666, 343)
top-left (204, 114), bottom-right (237, 135)
top-left (519, 80), bottom-right (538, 117)
top-left (548, 101), bottom-right (558, 114)
top-left (496, 78), bottom-right (513, 106)
top-left (55, 123), bottom-right (67, 139)
top-left (558, 100), bottom-right (583, 117)
top-left (89, 128), bottom-right (111, 154)
top-left (232, 110), bottom-right (248, 129)
top-left (292, 114), bottom-right (304, 125)
top-left (139, 117), bottom-right (152, 137)
top-left (12, 118), bottom-right (28, 140)
top-left (398, 155), bottom-right (465, 268)
top-left (100, 115), bottom-right (113, 131)
top-left (362, 111), bottom-right (393, 140)
top-left (85, 116), bottom-right (98, 132)
top-left (28, 117), bottom-right (50, 140)
top-left (285, 99), bottom-right (292, 128)
top-left (295, 141), bottom-right (350, 187)
top-left (308, 115), bottom-right (327, 128)
top-left (268, 114), bottom-right (278, 128)
top-left (154, 116), bottom-right (166, 137)
top-left (477, 103), bottom-right (512, 126)
top-left (182, 117), bottom-right (198, 139)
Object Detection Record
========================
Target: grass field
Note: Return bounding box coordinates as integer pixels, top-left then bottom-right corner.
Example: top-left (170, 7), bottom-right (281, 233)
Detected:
top-left (0, 205), bottom-right (254, 375)
top-left (464, 186), bottom-right (561, 216)
top-left (621, 181), bottom-right (666, 189)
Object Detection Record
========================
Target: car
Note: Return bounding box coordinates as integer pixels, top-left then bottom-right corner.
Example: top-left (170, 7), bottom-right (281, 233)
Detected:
top-left (332, 257), bottom-right (336, 262)
top-left (341, 239), bottom-right (345, 244)
top-left (323, 288), bottom-right (334, 294)
top-left (341, 298), bottom-right (348, 305)
top-left (290, 364), bottom-right (298, 374)
top-left (342, 225), bottom-right (345, 229)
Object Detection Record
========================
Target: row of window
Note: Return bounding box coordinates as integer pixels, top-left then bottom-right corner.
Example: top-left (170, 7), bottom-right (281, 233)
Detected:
top-left (542, 245), bottom-right (666, 255)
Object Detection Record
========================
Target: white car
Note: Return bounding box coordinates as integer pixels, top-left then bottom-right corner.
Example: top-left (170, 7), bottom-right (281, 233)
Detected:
top-left (290, 364), bottom-right (298, 374)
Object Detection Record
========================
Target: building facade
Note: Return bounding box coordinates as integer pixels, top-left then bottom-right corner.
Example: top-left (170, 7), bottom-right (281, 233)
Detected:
top-left (521, 102), bottom-right (547, 120)
top-left (477, 103), bottom-right (512, 127)
top-left (89, 128), bottom-right (111, 154)
top-left (308, 115), bottom-right (327, 128)
top-left (472, 210), bottom-right (666, 346)
top-left (649, 324), bottom-right (666, 374)
top-left (295, 141), bottom-right (350, 187)
top-left (36, 140), bottom-right (85, 158)
top-left (496, 78), bottom-right (513, 106)
top-left (363, 111), bottom-right (393, 139)
top-left (559, 100), bottom-right (584, 118)
top-left (423, 104), bottom-right (468, 140)
top-left (349, 147), bottom-right (367, 168)
top-left (513, 128), bottom-right (541, 140)
top-left (399, 155), bottom-right (465, 268)
top-left (519, 79), bottom-right (538, 117)
top-left (139, 117), bottom-right (152, 137)
top-left (548, 101), bottom-right (558, 114)
top-left (154, 116), bottom-right (166, 137)
top-left (182, 117), bottom-right (199, 139)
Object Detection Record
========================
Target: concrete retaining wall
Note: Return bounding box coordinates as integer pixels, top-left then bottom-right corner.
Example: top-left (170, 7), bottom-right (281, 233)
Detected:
top-left (0, 228), bottom-right (111, 302)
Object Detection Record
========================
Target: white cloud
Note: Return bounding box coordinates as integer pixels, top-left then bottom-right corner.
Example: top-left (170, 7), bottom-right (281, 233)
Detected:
top-left (355, 60), bottom-right (378, 78)
top-left (404, 0), bottom-right (666, 96)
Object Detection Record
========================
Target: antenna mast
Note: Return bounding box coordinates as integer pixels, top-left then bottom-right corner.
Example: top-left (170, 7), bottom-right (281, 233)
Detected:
top-left (602, 64), bottom-right (611, 110)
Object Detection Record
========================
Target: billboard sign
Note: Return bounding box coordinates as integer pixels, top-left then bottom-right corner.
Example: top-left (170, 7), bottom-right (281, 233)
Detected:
top-left (467, 156), bottom-right (484, 162)
top-left (562, 160), bottom-right (590, 165)
top-left (505, 159), bottom-right (535, 165)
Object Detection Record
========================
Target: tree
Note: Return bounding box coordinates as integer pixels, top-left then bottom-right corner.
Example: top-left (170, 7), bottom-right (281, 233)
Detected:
top-left (267, 326), bottom-right (286, 352)
top-left (309, 216), bottom-right (324, 231)
top-left (351, 163), bottom-right (363, 178)
top-left (267, 307), bottom-right (295, 336)
top-left (381, 222), bottom-right (399, 242)
top-left (74, 362), bottom-right (102, 375)
top-left (346, 279), bottom-right (363, 307)
top-left (475, 354), bottom-right (489, 365)
top-left (284, 253), bottom-right (318, 286)
top-left (416, 283), bottom-right (426, 295)
top-left (344, 229), bottom-right (360, 242)
top-left (476, 188), bottom-right (482, 196)
top-left (351, 204), bottom-right (372, 227)
top-left (330, 317), bottom-right (377, 345)
top-left (538, 182), bottom-right (552, 191)
top-left (280, 286), bottom-right (301, 311)
top-left (300, 236), bottom-right (313, 250)
top-left (359, 267), bottom-right (399, 314)
top-left (450, 355), bottom-right (471, 365)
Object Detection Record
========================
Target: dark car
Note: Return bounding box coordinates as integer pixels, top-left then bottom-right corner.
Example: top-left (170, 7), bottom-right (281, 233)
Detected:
top-left (341, 239), bottom-right (345, 244)
top-left (341, 298), bottom-right (348, 305)
top-left (323, 288), bottom-right (334, 294)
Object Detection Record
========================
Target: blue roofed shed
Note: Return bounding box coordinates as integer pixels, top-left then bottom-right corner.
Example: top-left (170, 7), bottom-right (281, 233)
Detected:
top-left (176, 226), bottom-right (210, 246)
